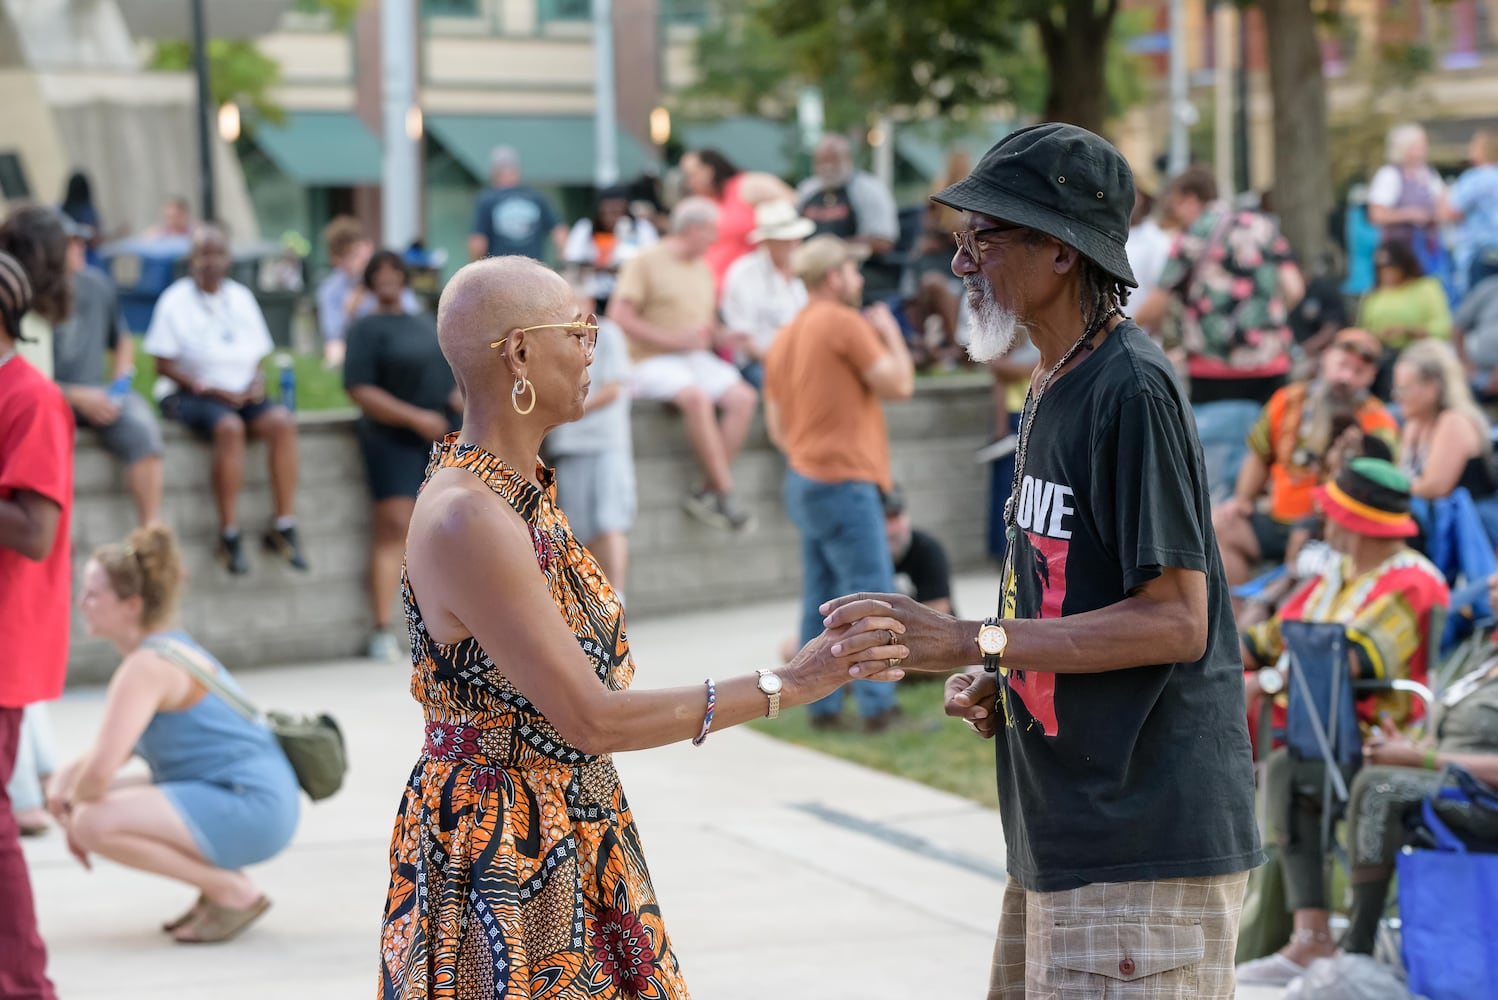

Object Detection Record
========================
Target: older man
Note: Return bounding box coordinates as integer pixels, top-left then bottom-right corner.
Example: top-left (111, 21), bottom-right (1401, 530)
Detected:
top-left (797, 134), bottom-right (901, 302)
top-left (145, 224), bottom-right (307, 574)
top-left (609, 197), bottom-right (759, 532)
top-left (823, 124), bottom-right (1262, 998)
top-left (720, 200), bottom-right (814, 388)
top-left (1214, 327), bottom-right (1398, 591)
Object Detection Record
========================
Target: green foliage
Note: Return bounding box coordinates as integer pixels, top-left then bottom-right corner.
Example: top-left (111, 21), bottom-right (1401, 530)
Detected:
top-left (749, 678), bottom-right (999, 807)
top-left (149, 40), bottom-right (286, 123)
top-left (146, 0), bottom-right (362, 124)
top-left (130, 352), bottom-right (351, 413)
top-left (685, 0), bottom-right (1145, 137)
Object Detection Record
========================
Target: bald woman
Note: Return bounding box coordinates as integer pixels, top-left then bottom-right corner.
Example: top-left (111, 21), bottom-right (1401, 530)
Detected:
top-left (378, 256), bottom-right (908, 1000)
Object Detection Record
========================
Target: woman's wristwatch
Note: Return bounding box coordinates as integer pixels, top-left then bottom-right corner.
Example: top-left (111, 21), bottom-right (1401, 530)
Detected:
top-left (755, 669), bottom-right (783, 720)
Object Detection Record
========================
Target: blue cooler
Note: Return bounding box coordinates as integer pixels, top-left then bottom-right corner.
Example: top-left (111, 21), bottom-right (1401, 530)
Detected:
top-left (100, 237), bottom-right (190, 333)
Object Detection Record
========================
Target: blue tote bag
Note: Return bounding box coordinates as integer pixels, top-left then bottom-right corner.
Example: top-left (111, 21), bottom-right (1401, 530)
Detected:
top-left (1397, 768), bottom-right (1498, 1000)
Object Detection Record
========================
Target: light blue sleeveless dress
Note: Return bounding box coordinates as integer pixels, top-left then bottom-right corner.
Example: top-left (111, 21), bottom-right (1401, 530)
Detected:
top-left (135, 630), bottom-right (301, 869)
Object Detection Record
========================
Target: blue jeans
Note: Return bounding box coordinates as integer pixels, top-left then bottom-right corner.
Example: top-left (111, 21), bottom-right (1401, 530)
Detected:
top-left (783, 470), bottom-right (897, 720)
top-left (739, 361), bottom-right (764, 391)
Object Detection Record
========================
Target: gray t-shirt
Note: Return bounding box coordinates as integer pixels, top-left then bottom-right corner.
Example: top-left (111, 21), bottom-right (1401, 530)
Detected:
top-left (545, 318), bottom-right (631, 456)
top-left (1458, 276), bottom-right (1498, 371)
top-left (52, 267), bottom-right (122, 386)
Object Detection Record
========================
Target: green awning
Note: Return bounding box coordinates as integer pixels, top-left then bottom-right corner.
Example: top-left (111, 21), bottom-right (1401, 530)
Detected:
top-left (678, 117), bottom-right (799, 177)
top-left (427, 115), bottom-right (659, 186)
top-left (249, 112), bottom-right (383, 186)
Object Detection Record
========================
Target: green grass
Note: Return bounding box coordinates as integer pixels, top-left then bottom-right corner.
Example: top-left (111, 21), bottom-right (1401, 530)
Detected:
top-left (130, 352), bottom-right (351, 412)
top-left (749, 678), bottom-right (999, 808)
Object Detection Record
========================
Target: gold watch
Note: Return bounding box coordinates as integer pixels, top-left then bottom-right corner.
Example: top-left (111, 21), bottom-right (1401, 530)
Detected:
top-left (977, 618), bottom-right (1008, 673)
top-left (756, 669), bottom-right (783, 719)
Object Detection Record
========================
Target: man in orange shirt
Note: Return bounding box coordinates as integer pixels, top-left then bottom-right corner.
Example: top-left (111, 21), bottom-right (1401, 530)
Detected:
top-left (764, 236), bottom-right (916, 730)
top-left (1214, 327), bottom-right (1398, 589)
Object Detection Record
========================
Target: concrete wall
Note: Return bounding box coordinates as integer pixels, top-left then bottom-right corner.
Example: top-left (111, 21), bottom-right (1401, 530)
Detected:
top-left (67, 376), bottom-right (995, 685)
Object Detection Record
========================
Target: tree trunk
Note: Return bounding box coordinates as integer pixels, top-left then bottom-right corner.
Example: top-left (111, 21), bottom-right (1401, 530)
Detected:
top-left (1261, 0), bottom-right (1334, 263)
top-left (1037, 0), bottom-right (1114, 135)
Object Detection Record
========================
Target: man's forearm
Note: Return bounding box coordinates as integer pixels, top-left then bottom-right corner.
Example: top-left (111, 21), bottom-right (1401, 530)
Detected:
top-left (0, 496), bottom-right (52, 561)
top-left (1233, 452), bottom-right (1270, 505)
top-left (609, 305), bottom-right (687, 353)
top-left (1002, 592), bottom-right (1206, 674)
top-left (112, 337), bottom-right (136, 380)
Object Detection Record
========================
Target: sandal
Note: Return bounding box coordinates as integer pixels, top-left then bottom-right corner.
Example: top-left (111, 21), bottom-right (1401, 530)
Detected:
top-left (172, 895), bottom-right (271, 944)
top-left (162, 893), bottom-right (208, 933)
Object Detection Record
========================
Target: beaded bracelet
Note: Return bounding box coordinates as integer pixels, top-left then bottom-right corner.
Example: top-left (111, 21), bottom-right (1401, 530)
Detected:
top-left (691, 678), bottom-right (717, 747)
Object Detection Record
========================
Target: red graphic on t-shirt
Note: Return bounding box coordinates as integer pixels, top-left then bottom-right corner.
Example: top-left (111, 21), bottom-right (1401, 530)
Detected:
top-left (1002, 532), bottom-right (1069, 737)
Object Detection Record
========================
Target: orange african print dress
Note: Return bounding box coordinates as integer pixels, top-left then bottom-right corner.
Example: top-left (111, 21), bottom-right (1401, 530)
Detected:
top-left (378, 441), bottom-right (689, 1000)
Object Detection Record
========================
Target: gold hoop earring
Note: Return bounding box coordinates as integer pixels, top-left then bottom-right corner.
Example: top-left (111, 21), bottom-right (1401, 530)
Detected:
top-left (511, 376), bottom-right (536, 415)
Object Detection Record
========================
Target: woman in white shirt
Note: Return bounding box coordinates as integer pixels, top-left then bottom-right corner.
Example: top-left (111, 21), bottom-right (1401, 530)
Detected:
top-left (144, 224), bottom-right (307, 576)
top-left (562, 187), bottom-right (659, 311)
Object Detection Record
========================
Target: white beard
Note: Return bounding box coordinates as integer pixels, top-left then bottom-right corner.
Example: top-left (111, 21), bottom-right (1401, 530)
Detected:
top-left (963, 275), bottom-right (1021, 363)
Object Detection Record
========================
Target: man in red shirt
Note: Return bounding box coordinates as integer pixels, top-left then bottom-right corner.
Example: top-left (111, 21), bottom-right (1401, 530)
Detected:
top-left (0, 249), bottom-right (69, 1000)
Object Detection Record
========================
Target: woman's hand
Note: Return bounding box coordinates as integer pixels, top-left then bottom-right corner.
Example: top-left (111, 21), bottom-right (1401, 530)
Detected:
top-left (944, 669), bottom-right (999, 739)
top-left (822, 592), bottom-right (965, 677)
top-left (64, 827), bottom-right (92, 870)
top-left (785, 612), bottom-right (909, 704)
top-left (1363, 719), bottom-right (1426, 768)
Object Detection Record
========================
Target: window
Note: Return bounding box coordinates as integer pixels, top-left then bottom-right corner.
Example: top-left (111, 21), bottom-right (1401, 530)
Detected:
top-left (537, 0), bottom-right (590, 22)
top-left (661, 0), bottom-right (708, 26)
top-left (422, 0), bottom-right (480, 16)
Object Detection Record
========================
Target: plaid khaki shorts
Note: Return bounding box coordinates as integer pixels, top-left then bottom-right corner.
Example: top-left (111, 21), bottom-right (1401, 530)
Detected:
top-left (988, 872), bottom-right (1250, 999)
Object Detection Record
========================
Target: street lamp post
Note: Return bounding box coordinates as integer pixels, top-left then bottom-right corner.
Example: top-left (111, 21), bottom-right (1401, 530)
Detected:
top-left (189, 0), bottom-right (216, 222)
top-left (592, 0), bottom-right (619, 188)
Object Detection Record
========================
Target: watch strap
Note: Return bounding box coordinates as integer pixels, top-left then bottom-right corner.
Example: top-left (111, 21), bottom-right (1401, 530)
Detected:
top-left (982, 616), bottom-right (1002, 673)
top-left (756, 669), bottom-right (781, 720)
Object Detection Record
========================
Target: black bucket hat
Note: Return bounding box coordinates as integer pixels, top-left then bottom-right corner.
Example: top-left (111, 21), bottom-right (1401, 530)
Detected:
top-left (932, 122), bottom-right (1137, 287)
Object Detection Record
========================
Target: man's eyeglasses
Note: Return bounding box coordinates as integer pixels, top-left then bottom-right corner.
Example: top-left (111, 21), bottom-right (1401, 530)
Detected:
top-left (490, 314), bottom-right (599, 360)
top-left (953, 224), bottom-right (1028, 265)
top-left (1333, 339), bottom-right (1382, 366)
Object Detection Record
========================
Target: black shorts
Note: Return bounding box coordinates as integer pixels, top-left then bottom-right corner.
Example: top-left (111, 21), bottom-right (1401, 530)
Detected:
top-left (161, 392), bottom-right (279, 437)
top-left (1250, 511), bottom-right (1294, 563)
top-left (357, 421), bottom-right (432, 501)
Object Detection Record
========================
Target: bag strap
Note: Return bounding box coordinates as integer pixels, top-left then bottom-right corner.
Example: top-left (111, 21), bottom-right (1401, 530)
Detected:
top-left (142, 635), bottom-right (264, 724)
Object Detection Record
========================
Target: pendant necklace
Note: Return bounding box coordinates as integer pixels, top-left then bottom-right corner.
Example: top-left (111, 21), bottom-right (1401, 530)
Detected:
top-left (1001, 308), bottom-right (1119, 579)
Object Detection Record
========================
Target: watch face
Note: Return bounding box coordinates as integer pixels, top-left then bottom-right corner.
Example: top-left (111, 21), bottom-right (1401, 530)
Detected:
top-left (978, 624), bottom-right (1007, 656)
top-left (759, 672), bottom-right (783, 694)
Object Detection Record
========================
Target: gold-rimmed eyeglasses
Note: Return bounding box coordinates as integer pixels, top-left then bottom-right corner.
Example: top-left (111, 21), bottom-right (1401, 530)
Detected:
top-left (953, 224), bottom-right (1028, 266)
top-left (490, 314), bottom-right (599, 360)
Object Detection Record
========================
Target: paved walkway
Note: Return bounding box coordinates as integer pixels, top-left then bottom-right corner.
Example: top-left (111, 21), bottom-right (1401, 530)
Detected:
top-left (25, 575), bottom-right (1282, 999)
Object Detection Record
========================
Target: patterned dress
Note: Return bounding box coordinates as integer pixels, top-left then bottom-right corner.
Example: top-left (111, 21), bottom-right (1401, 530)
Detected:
top-left (379, 441), bottom-right (689, 1000)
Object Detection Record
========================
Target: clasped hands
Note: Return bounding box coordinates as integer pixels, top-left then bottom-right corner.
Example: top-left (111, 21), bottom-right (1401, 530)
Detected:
top-left (814, 592), bottom-right (1001, 740)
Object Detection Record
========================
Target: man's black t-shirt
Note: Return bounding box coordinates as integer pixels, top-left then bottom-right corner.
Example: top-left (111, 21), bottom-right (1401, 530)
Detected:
top-left (895, 529), bottom-right (953, 610)
top-left (343, 311), bottom-right (457, 449)
top-left (994, 320), bottom-right (1262, 892)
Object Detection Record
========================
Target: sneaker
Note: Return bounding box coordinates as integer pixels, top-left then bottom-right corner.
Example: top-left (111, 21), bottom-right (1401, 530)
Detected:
top-left (715, 492), bottom-right (757, 534)
top-left (15, 807), bottom-right (49, 838)
top-left (262, 524), bottom-right (309, 571)
top-left (366, 630), bottom-right (400, 663)
top-left (219, 531), bottom-right (249, 576)
top-left (682, 489), bottom-right (732, 530)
